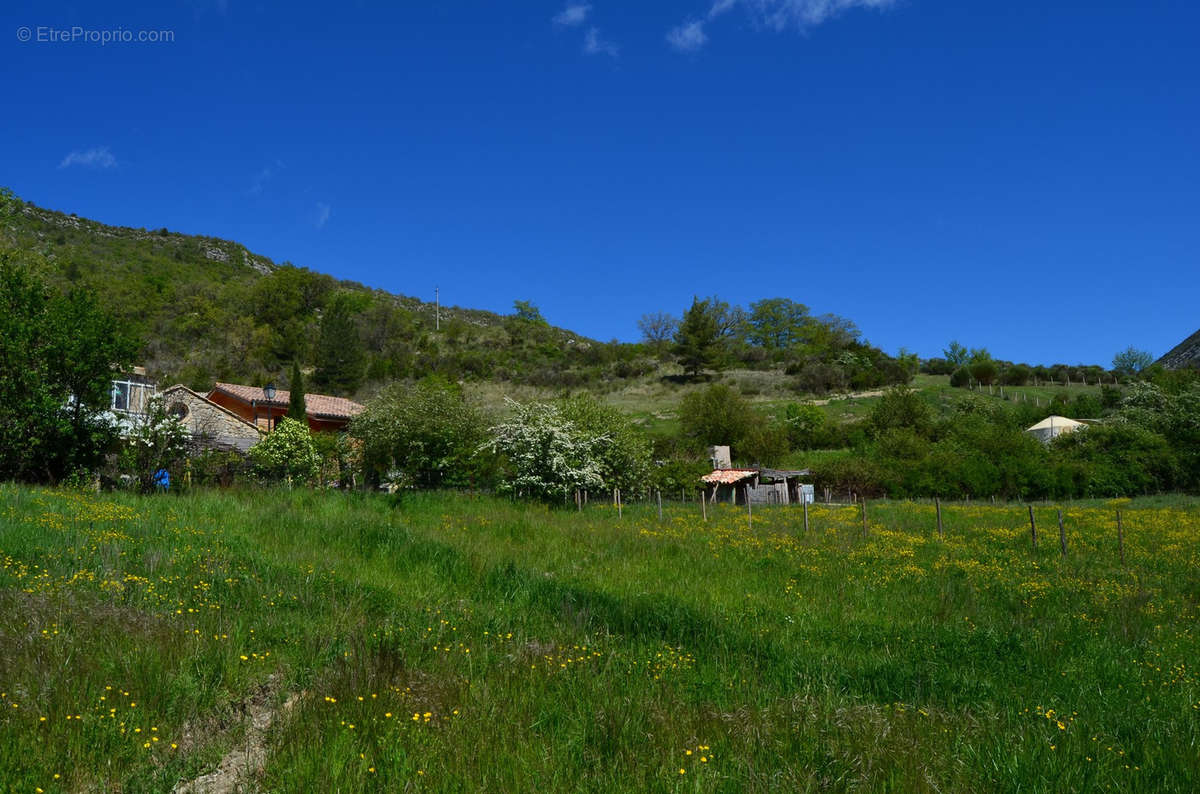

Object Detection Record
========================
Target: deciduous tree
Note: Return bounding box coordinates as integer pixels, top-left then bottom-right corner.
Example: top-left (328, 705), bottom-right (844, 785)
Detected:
top-left (0, 252), bottom-right (136, 482)
top-left (1112, 346), bottom-right (1154, 375)
top-left (745, 298), bottom-right (810, 350)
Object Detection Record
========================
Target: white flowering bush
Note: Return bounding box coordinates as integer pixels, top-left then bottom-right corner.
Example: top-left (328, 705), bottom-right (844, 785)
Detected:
top-left (120, 395), bottom-right (191, 492)
top-left (249, 417), bottom-right (319, 485)
top-left (480, 399), bottom-right (605, 502)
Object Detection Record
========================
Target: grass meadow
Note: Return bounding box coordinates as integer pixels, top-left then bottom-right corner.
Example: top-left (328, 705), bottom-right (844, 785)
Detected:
top-left (2, 486), bottom-right (1199, 792)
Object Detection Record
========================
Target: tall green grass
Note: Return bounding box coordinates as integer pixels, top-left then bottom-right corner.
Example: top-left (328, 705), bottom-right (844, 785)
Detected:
top-left (2, 486), bottom-right (1197, 791)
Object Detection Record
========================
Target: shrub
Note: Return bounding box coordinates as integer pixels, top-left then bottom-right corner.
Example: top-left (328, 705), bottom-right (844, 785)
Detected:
top-left (921, 357), bottom-right (955, 376)
top-left (352, 378), bottom-right (489, 489)
top-left (248, 417), bottom-right (319, 484)
top-left (679, 384), bottom-right (753, 450)
top-left (649, 458), bottom-right (710, 495)
top-left (188, 449), bottom-right (250, 488)
top-left (480, 400), bottom-right (604, 503)
top-left (739, 420), bottom-right (791, 467)
top-left (810, 456), bottom-right (886, 499)
top-left (1002, 364), bottom-right (1031, 386)
top-left (950, 367), bottom-right (972, 388)
top-left (118, 396), bottom-right (191, 493)
top-left (868, 385), bottom-right (934, 438)
top-left (1051, 424), bottom-right (1178, 497)
top-left (970, 360), bottom-right (999, 386)
top-left (783, 403), bottom-right (825, 449)
top-left (559, 393), bottom-right (652, 494)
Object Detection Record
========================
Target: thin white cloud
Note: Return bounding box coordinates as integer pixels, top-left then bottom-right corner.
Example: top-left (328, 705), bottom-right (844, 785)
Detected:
top-left (553, 2), bottom-right (591, 27)
top-left (314, 202), bottom-right (331, 230)
top-left (741, 0), bottom-right (897, 31)
top-left (249, 159), bottom-right (285, 195)
top-left (667, 20), bottom-right (708, 52)
top-left (58, 146), bottom-right (117, 170)
top-left (669, 0), bottom-right (896, 51)
top-left (583, 26), bottom-right (619, 57)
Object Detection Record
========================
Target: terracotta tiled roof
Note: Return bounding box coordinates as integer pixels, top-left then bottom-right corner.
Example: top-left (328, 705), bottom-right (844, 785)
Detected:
top-left (700, 468), bottom-right (759, 485)
top-left (210, 382), bottom-right (365, 420)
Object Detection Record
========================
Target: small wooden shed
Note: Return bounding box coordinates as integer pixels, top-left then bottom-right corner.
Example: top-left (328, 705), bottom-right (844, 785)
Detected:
top-left (701, 467), bottom-right (812, 505)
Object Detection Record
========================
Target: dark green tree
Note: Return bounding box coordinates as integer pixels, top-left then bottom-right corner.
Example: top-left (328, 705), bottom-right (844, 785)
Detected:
top-left (288, 361), bottom-right (307, 421)
top-left (970, 360), bottom-right (999, 385)
top-left (314, 294), bottom-right (367, 394)
top-left (673, 297), bottom-right (727, 377)
top-left (0, 252), bottom-right (136, 482)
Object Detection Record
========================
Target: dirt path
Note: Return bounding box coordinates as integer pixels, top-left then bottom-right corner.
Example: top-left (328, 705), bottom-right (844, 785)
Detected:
top-left (808, 389), bottom-right (885, 406)
top-left (173, 687), bottom-right (300, 794)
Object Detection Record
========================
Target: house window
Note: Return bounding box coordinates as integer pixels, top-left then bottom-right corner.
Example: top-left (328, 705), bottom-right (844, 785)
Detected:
top-left (169, 402), bottom-right (190, 421)
top-left (111, 382), bottom-right (130, 412)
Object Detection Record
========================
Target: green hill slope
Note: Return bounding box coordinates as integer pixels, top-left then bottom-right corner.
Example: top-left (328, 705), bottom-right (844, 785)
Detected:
top-left (0, 188), bottom-right (915, 412)
top-left (0, 188), bottom-right (627, 395)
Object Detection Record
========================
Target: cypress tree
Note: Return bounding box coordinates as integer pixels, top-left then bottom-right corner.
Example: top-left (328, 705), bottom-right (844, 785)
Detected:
top-left (288, 361), bottom-right (307, 422)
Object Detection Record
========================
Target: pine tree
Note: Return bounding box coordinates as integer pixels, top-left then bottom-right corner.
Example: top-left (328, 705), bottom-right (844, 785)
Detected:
top-left (673, 297), bottom-right (724, 377)
top-left (288, 361), bottom-right (307, 422)
top-left (314, 295), bottom-right (366, 393)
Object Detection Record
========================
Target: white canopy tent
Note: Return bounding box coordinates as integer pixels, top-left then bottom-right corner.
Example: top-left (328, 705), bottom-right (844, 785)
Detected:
top-left (1026, 415), bottom-right (1086, 444)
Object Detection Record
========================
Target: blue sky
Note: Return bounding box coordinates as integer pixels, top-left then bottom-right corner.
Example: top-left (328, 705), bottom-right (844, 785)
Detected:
top-left (4, 0), bottom-right (1198, 365)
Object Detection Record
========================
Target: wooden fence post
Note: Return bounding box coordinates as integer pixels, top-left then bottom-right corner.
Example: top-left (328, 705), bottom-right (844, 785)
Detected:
top-left (802, 499), bottom-right (809, 534)
top-left (1117, 510), bottom-right (1125, 566)
top-left (617, 489), bottom-right (622, 519)
top-left (746, 485), bottom-right (753, 530)
top-left (1057, 509), bottom-right (1066, 556)
top-left (657, 490), bottom-right (663, 521)
top-left (1029, 505), bottom-right (1038, 550)
top-left (861, 498), bottom-right (868, 538)
top-left (935, 497), bottom-right (943, 537)
top-left (701, 489), bottom-right (708, 522)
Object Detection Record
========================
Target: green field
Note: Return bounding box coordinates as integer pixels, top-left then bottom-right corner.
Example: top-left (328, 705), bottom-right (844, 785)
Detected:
top-left (2, 487), bottom-right (1198, 791)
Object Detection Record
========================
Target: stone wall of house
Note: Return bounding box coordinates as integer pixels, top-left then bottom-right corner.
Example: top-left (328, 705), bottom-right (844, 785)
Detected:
top-left (161, 386), bottom-right (262, 452)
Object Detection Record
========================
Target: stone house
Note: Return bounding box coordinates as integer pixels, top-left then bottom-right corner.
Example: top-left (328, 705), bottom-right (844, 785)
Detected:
top-left (160, 385), bottom-right (263, 452)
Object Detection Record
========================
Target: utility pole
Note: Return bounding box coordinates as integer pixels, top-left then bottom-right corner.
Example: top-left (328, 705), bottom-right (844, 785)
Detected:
top-left (435, 286), bottom-right (440, 331)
